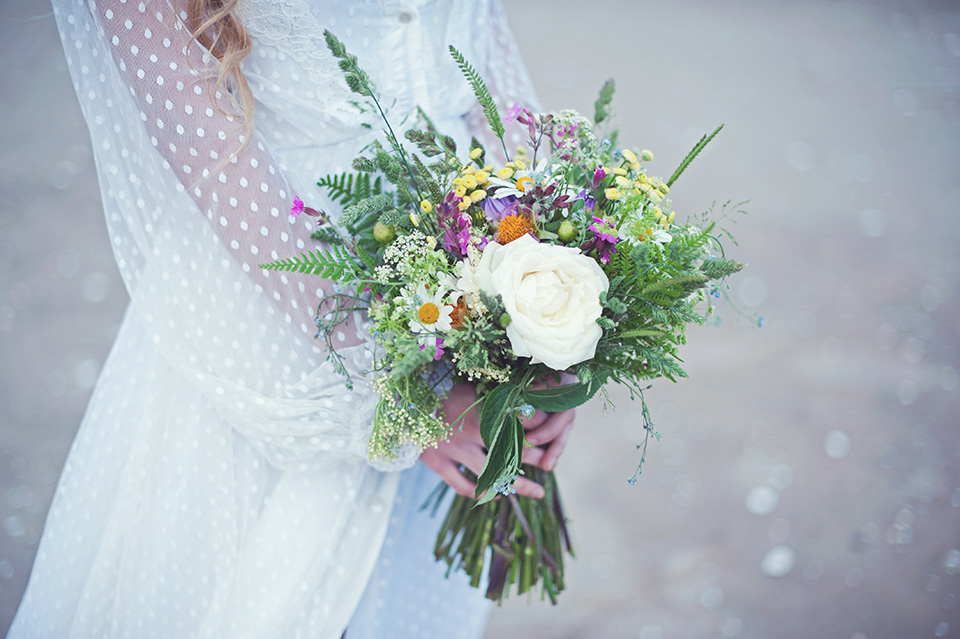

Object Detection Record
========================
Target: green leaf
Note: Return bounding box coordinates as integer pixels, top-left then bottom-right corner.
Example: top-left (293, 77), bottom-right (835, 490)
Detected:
top-left (523, 380), bottom-right (602, 413)
top-left (478, 383), bottom-right (517, 448)
top-left (474, 414), bottom-right (521, 504)
top-left (449, 45), bottom-right (505, 141)
top-left (667, 124), bottom-right (723, 187)
top-left (618, 328), bottom-right (666, 339)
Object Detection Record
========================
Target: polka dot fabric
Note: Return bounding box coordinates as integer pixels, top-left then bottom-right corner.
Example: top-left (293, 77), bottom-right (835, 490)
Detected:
top-left (11, 0), bottom-right (538, 637)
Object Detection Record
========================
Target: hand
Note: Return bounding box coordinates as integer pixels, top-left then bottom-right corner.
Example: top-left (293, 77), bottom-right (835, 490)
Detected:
top-left (421, 382), bottom-right (552, 500)
top-left (520, 372), bottom-right (578, 472)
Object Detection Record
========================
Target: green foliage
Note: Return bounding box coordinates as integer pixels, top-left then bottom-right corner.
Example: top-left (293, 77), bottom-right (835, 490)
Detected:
top-left (404, 129), bottom-right (443, 157)
top-left (413, 154), bottom-right (444, 203)
top-left (354, 242), bottom-right (378, 271)
top-left (388, 344), bottom-right (435, 379)
top-left (523, 379), bottom-right (604, 413)
top-left (377, 207), bottom-right (409, 228)
top-left (593, 79), bottom-right (615, 125)
top-left (340, 193), bottom-right (393, 228)
top-left (641, 274), bottom-right (710, 298)
top-left (667, 124), bottom-right (723, 187)
top-left (351, 156), bottom-right (377, 173)
top-left (323, 30), bottom-right (376, 98)
top-left (449, 45), bottom-right (505, 141)
top-left (310, 226), bottom-right (343, 244)
top-left (700, 256), bottom-right (744, 279)
top-left (259, 244), bottom-right (363, 281)
top-left (317, 171), bottom-right (383, 208)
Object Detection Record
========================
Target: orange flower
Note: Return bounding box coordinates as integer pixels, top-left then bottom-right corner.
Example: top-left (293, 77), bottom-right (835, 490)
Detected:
top-left (496, 213), bottom-right (535, 244)
top-left (450, 297), bottom-right (468, 329)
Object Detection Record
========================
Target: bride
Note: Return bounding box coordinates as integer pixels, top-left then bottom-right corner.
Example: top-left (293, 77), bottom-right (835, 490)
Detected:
top-left (9, 1), bottom-right (575, 637)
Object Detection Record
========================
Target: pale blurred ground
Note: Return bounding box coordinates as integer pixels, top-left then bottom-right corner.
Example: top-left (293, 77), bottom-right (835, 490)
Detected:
top-left (1, 1), bottom-right (959, 638)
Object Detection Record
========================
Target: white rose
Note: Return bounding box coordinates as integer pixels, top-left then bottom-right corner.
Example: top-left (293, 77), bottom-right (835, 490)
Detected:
top-left (474, 234), bottom-right (609, 370)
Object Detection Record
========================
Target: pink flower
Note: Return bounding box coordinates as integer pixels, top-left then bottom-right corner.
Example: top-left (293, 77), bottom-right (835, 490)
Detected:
top-left (504, 102), bottom-right (523, 123)
top-left (291, 196), bottom-right (305, 216)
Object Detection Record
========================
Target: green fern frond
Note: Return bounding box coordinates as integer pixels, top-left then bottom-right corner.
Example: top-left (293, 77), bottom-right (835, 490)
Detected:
top-left (355, 242), bottom-right (378, 271)
top-left (259, 245), bottom-right (362, 280)
top-left (448, 45), bottom-right (504, 140)
top-left (317, 172), bottom-right (383, 208)
top-left (640, 273), bottom-right (709, 299)
top-left (377, 207), bottom-right (409, 227)
top-left (341, 193), bottom-right (393, 228)
top-left (667, 124), bottom-right (723, 187)
top-left (310, 227), bottom-right (343, 244)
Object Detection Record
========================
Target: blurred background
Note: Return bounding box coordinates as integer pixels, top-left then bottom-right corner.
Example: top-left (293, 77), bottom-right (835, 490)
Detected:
top-left (1, 0), bottom-right (958, 637)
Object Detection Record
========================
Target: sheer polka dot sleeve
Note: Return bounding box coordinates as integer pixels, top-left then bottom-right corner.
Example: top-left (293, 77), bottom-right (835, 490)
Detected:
top-left (54, 0), bottom-right (385, 471)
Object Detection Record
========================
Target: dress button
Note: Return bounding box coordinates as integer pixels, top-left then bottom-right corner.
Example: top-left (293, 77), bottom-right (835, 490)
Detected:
top-left (398, 11), bottom-right (413, 24)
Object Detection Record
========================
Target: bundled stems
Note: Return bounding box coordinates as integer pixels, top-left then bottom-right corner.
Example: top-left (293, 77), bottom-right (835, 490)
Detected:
top-left (427, 465), bottom-right (573, 604)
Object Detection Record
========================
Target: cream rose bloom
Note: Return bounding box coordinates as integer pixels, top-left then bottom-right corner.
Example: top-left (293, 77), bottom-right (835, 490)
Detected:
top-left (474, 234), bottom-right (609, 370)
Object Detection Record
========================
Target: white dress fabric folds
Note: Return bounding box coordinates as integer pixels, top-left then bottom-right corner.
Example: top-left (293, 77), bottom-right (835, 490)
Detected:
top-left (11, 0), bottom-right (537, 637)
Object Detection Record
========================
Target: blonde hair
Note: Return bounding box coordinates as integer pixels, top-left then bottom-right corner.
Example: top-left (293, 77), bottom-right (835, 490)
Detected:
top-left (187, 0), bottom-right (254, 128)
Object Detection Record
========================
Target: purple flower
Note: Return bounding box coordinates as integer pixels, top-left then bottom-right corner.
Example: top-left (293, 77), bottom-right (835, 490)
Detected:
top-left (505, 102), bottom-right (523, 123)
top-left (582, 216), bottom-right (620, 264)
top-left (418, 337), bottom-right (445, 360)
top-left (436, 192), bottom-right (472, 257)
top-left (592, 166), bottom-right (606, 189)
top-left (291, 195), bottom-right (304, 216)
top-left (576, 189), bottom-right (596, 213)
top-left (481, 194), bottom-right (520, 223)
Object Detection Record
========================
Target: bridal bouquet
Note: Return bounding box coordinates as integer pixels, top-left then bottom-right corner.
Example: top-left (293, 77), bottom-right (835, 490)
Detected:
top-left (263, 32), bottom-right (745, 603)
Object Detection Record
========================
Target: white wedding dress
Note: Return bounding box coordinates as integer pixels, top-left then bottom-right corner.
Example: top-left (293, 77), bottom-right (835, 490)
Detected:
top-left (10, 0), bottom-right (537, 637)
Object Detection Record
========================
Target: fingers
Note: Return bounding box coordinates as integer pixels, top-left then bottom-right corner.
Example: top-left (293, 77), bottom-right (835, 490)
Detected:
top-left (520, 408), bottom-right (549, 430)
top-left (524, 409), bottom-right (576, 448)
top-left (434, 460), bottom-right (477, 498)
top-left (520, 444), bottom-right (545, 467)
top-left (539, 423), bottom-right (573, 471)
top-left (513, 476), bottom-right (544, 499)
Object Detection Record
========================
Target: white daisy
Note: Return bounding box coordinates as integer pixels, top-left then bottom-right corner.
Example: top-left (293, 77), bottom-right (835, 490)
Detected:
top-left (407, 283), bottom-right (454, 334)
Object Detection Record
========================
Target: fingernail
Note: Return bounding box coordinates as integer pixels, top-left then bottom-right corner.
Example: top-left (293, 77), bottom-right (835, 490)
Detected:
top-left (535, 488), bottom-right (545, 499)
top-left (545, 457), bottom-right (556, 471)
